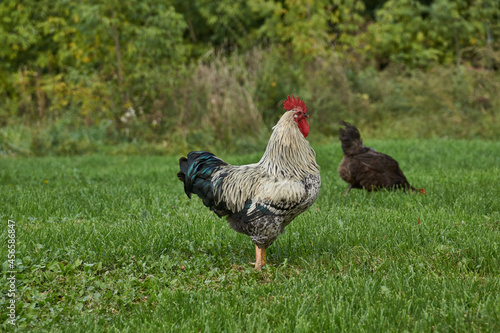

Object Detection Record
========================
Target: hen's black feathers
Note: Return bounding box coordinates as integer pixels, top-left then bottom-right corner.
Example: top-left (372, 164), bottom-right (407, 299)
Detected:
top-left (338, 121), bottom-right (415, 193)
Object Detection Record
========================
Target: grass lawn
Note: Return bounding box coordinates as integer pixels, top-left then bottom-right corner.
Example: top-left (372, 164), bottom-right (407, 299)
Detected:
top-left (1, 139), bottom-right (499, 332)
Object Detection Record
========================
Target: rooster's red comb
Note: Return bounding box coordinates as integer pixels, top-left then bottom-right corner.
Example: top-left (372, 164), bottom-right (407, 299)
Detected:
top-left (283, 95), bottom-right (307, 113)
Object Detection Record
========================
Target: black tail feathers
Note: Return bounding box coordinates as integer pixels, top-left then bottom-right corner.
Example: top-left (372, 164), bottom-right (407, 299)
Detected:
top-left (177, 157), bottom-right (189, 191)
top-left (177, 151), bottom-right (228, 207)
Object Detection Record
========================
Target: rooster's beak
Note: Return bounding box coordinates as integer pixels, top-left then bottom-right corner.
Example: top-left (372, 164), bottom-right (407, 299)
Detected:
top-left (304, 113), bottom-right (309, 118)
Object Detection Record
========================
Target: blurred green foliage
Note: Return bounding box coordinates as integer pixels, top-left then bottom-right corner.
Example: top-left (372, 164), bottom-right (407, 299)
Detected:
top-left (0, 0), bottom-right (499, 156)
top-left (365, 0), bottom-right (500, 68)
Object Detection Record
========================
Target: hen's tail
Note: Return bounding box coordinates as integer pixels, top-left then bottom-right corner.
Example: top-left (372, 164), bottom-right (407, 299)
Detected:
top-left (177, 151), bottom-right (229, 213)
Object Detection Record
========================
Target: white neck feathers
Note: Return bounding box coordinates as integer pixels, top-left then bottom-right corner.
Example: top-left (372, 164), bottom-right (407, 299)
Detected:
top-left (258, 111), bottom-right (319, 179)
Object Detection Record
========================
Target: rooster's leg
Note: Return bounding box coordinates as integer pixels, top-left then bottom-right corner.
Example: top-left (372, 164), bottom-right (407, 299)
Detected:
top-left (254, 244), bottom-right (267, 270)
top-left (343, 184), bottom-right (352, 195)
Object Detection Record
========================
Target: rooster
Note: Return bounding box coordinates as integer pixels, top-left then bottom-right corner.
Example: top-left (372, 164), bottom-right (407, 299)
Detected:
top-left (337, 121), bottom-right (424, 194)
top-left (177, 96), bottom-right (321, 269)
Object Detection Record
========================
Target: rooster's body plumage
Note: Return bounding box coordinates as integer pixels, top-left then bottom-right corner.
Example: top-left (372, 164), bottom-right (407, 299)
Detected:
top-left (177, 96), bottom-right (320, 268)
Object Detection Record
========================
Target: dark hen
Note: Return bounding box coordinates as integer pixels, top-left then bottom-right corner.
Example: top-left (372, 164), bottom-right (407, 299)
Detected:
top-left (337, 121), bottom-right (424, 195)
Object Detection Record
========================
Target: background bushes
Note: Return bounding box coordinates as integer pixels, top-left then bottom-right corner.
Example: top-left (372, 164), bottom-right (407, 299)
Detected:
top-left (0, 0), bottom-right (499, 156)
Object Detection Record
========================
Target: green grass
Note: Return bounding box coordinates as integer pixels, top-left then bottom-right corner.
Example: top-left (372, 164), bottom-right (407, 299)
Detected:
top-left (1, 139), bottom-right (499, 332)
